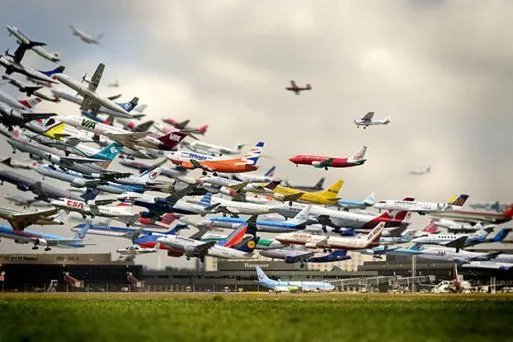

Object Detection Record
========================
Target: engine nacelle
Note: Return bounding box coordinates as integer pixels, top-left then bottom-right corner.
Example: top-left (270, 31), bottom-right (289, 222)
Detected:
top-left (273, 193), bottom-right (286, 201)
top-left (35, 238), bottom-right (48, 246)
top-left (311, 161), bottom-right (322, 168)
top-left (183, 245), bottom-right (196, 256)
top-left (29, 154), bottom-right (43, 161)
top-left (71, 178), bottom-right (87, 188)
top-left (304, 242), bottom-right (318, 249)
top-left (139, 211), bottom-right (156, 219)
top-left (47, 154), bottom-right (61, 164)
top-left (14, 239), bottom-right (29, 244)
top-left (16, 183), bottom-right (30, 191)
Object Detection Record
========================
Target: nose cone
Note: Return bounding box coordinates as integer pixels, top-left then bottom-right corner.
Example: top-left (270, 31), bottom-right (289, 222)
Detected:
top-left (289, 156), bottom-right (299, 163)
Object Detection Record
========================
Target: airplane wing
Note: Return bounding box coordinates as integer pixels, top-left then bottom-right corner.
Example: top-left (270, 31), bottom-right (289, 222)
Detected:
top-left (316, 159), bottom-right (334, 168)
top-left (0, 207), bottom-right (60, 231)
top-left (80, 95), bottom-right (101, 112)
top-left (21, 112), bottom-right (57, 123)
top-left (283, 192), bottom-right (304, 202)
top-left (361, 112), bottom-right (374, 121)
top-left (57, 156), bottom-right (107, 164)
top-left (193, 240), bottom-right (217, 255)
top-left (107, 94), bottom-right (122, 101)
top-left (190, 159), bottom-right (214, 172)
top-left (88, 63), bottom-right (105, 92)
top-left (228, 181), bottom-right (250, 192)
top-left (284, 250), bottom-right (316, 263)
top-left (443, 236), bottom-right (468, 249)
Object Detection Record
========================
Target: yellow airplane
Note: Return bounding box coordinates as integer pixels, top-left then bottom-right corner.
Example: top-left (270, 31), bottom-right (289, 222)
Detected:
top-left (271, 180), bottom-right (344, 205)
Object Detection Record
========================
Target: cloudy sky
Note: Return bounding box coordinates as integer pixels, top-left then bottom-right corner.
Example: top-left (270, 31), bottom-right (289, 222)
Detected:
top-left (0, 1), bottom-right (512, 268)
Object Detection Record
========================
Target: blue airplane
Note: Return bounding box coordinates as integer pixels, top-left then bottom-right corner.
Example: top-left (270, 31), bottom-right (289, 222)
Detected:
top-left (136, 191), bottom-right (218, 218)
top-left (205, 205), bottom-right (311, 233)
top-left (338, 193), bottom-right (375, 210)
top-left (466, 228), bottom-right (512, 245)
top-left (256, 265), bottom-right (335, 292)
top-left (0, 224), bottom-right (89, 251)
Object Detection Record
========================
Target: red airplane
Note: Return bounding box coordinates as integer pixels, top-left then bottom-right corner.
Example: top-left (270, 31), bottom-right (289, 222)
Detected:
top-left (286, 80), bottom-right (311, 95)
top-left (162, 118), bottom-right (208, 135)
top-left (289, 146), bottom-right (367, 170)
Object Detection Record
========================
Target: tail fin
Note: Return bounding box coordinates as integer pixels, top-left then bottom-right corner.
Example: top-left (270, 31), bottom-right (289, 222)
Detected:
top-left (264, 180), bottom-right (281, 190)
top-left (42, 121), bottom-right (67, 140)
top-left (90, 142), bottom-right (123, 160)
top-left (363, 192), bottom-right (375, 206)
top-left (241, 141), bottom-right (264, 166)
top-left (166, 223), bottom-right (188, 235)
top-left (314, 177), bottom-right (326, 190)
top-left (18, 97), bottom-right (42, 109)
top-left (80, 188), bottom-right (101, 201)
top-left (489, 228), bottom-right (511, 242)
top-left (422, 222), bottom-right (438, 234)
top-left (116, 97), bottom-right (139, 113)
top-left (449, 194), bottom-right (469, 206)
top-left (199, 192), bottom-right (212, 207)
top-left (1, 158), bottom-right (12, 167)
top-left (502, 204), bottom-right (513, 218)
top-left (218, 223), bottom-right (248, 247)
top-left (133, 104), bottom-right (147, 114)
top-left (131, 120), bottom-right (154, 132)
top-left (157, 131), bottom-right (187, 148)
top-left (233, 236), bottom-right (259, 253)
top-left (320, 180), bottom-right (343, 198)
top-left (289, 205), bottom-right (311, 225)
top-left (137, 168), bottom-right (163, 183)
top-left (402, 230), bottom-right (416, 241)
top-left (197, 125), bottom-right (208, 134)
top-left (256, 265), bottom-right (270, 281)
top-left (263, 166), bottom-right (276, 178)
top-left (72, 224), bottom-right (89, 240)
top-left (348, 146), bottom-right (367, 163)
top-left (39, 65), bottom-right (65, 77)
top-left (366, 222), bottom-right (384, 243)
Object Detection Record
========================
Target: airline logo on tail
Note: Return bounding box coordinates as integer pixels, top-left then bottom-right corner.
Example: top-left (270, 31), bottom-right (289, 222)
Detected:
top-left (241, 142), bottom-right (264, 165)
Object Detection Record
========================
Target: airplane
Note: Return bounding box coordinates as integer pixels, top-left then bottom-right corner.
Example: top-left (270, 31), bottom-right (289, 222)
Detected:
top-left (69, 25), bottom-right (103, 44)
top-left (51, 197), bottom-right (138, 225)
top-left (6, 25), bottom-right (60, 62)
top-left (469, 201), bottom-right (509, 213)
top-left (227, 165), bottom-right (276, 183)
top-left (70, 223), bottom-right (188, 243)
top-left (167, 142), bottom-right (265, 175)
top-left (281, 177), bottom-right (325, 192)
top-left (379, 230), bottom-right (417, 245)
top-left (0, 100), bottom-right (56, 131)
top-left (0, 170), bottom-right (100, 203)
top-left (200, 232), bottom-right (283, 250)
top-left (131, 191), bottom-right (220, 217)
top-left (288, 146), bottom-right (367, 170)
top-left (354, 112), bottom-right (391, 129)
top-left (182, 140), bottom-right (245, 156)
top-left (432, 219), bottom-right (496, 233)
top-left (269, 179), bottom-right (343, 205)
top-left (0, 89), bottom-right (42, 110)
top-left (58, 115), bottom-right (187, 152)
top-left (338, 193), bottom-right (375, 210)
top-left (54, 63), bottom-right (131, 116)
top-left (411, 228), bottom-right (511, 247)
top-left (429, 203), bottom-right (513, 224)
top-left (0, 42), bottom-right (65, 84)
top-left (0, 157), bottom-right (39, 170)
top-left (256, 265), bottom-right (334, 292)
top-left (187, 194), bottom-right (276, 216)
top-left (108, 80), bottom-right (120, 88)
top-left (274, 222), bottom-right (384, 250)
top-left (0, 207), bottom-right (63, 230)
top-left (1, 75), bottom-right (59, 102)
top-left (161, 118), bottom-right (208, 135)
top-left (285, 80), bottom-right (311, 95)
top-left (374, 194), bottom-right (469, 215)
top-left (0, 223), bottom-right (89, 251)
top-left (118, 158), bottom-right (187, 179)
top-left (273, 199), bottom-right (412, 232)
top-left (260, 248), bottom-right (351, 268)
top-left (116, 244), bottom-right (159, 258)
top-left (197, 175), bottom-right (278, 195)
top-left (156, 223), bottom-right (258, 261)
top-left (204, 205), bottom-right (311, 233)
top-left (409, 166), bottom-right (431, 175)
top-left (462, 261), bottom-right (513, 271)
top-left (51, 89), bottom-right (140, 118)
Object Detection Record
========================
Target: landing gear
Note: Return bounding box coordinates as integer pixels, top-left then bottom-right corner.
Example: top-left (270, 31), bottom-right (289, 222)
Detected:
top-left (322, 225), bottom-right (327, 233)
top-left (44, 247), bottom-right (51, 252)
top-left (363, 127), bottom-right (367, 129)
top-left (324, 167), bottom-right (328, 171)
top-left (186, 256), bottom-right (191, 261)
top-left (213, 172), bottom-right (218, 176)
top-left (289, 201), bottom-right (293, 206)
top-left (82, 214), bottom-right (86, 219)
top-left (202, 171), bottom-right (207, 176)
top-left (32, 246), bottom-right (38, 250)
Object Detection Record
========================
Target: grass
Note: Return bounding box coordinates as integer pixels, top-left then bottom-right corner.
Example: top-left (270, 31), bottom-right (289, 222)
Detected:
top-left (0, 293), bottom-right (512, 342)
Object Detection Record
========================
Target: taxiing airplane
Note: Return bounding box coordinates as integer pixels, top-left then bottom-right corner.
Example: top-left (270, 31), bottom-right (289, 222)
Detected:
top-left (168, 142), bottom-right (265, 175)
top-left (69, 25), bottom-right (103, 44)
top-left (354, 112), bottom-right (390, 129)
top-left (285, 80), bottom-right (311, 95)
top-left (6, 25), bottom-right (60, 62)
top-left (256, 265), bottom-right (334, 292)
top-left (289, 146), bottom-right (367, 170)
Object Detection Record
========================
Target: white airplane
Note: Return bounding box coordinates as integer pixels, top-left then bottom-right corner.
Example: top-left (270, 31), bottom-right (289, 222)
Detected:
top-left (0, 206), bottom-right (63, 230)
top-left (373, 194), bottom-right (469, 215)
top-left (54, 63), bottom-right (131, 117)
top-left (462, 261), bottom-right (513, 271)
top-left (0, 42), bottom-right (64, 84)
top-left (433, 219), bottom-right (496, 233)
top-left (226, 165), bottom-right (277, 183)
top-left (354, 112), bottom-right (391, 129)
top-left (409, 166), bottom-right (431, 175)
top-left (50, 89), bottom-right (139, 118)
top-left (156, 226), bottom-right (256, 262)
top-left (414, 246), bottom-right (501, 264)
top-left (197, 175), bottom-right (276, 195)
top-left (182, 140), bottom-right (244, 156)
top-left (69, 25), bottom-right (103, 44)
top-left (6, 25), bottom-right (60, 62)
top-left (187, 194), bottom-right (275, 216)
top-left (2, 75), bottom-right (59, 102)
top-left (50, 198), bottom-right (138, 226)
top-left (117, 244), bottom-right (159, 256)
top-left (274, 222), bottom-right (384, 250)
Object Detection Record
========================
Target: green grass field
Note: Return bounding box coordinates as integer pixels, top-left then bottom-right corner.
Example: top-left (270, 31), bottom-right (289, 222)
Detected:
top-left (0, 293), bottom-right (512, 342)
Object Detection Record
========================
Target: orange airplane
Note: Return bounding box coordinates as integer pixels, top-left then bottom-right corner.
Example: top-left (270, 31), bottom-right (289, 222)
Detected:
top-left (167, 142), bottom-right (264, 175)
